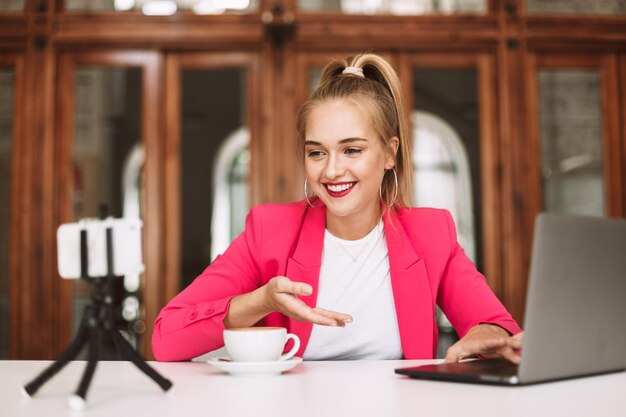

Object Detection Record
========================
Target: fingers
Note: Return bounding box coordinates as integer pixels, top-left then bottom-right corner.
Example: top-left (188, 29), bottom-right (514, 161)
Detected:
top-left (497, 344), bottom-right (521, 364)
top-left (267, 277), bottom-right (352, 327)
top-left (510, 334), bottom-right (523, 350)
top-left (272, 276), bottom-right (313, 296)
top-left (301, 308), bottom-right (343, 327)
top-left (492, 332), bottom-right (523, 364)
top-left (284, 302), bottom-right (350, 327)
top-left (283, 297), bottom-right (352, 326)
top-left (443, 347), bottom-right (462, 363)
top-left (444, 340), bottom-right (480, 363)
top-left (445, 336), bottom-right (520, 364)
top-left (511, 331), bottom-right (524, 349)
top-left (312, 307), bottom-right (353, 326)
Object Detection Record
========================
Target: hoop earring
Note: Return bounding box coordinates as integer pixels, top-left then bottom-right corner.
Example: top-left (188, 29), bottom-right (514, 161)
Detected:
top-left (304, 178), bottom-right (322, 208)
top-left (380, 168), bottom-right (399, 208)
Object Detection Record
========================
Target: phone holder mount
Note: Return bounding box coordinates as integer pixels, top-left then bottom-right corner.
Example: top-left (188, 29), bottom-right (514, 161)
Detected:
top-left (21, 205), bottom-right (173, 410)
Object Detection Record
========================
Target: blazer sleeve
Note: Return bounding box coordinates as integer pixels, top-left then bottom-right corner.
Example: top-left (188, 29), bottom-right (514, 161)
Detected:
top-left (152, 208), bottom-right (264, 361)
top-left (436, 210), bottom-right (522, 338)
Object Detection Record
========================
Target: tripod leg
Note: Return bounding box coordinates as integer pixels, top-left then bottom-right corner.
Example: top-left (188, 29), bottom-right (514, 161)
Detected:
top-left (68, 328), bottom-right (101, 411)
top-left (109, 330), bottom-right (173, 392)
top-left (22, 307), bottom-right (92, 397)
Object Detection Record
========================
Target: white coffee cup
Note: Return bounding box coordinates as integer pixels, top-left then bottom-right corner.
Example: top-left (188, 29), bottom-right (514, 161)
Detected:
top-left (223, 327), bottom-right (300, 362)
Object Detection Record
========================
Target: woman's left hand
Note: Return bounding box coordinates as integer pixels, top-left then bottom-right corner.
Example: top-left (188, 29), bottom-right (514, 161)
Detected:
top-left (444, 324), bottom-right (523, 364)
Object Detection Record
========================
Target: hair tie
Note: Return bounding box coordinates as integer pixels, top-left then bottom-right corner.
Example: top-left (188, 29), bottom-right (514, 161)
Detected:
top-left (342, 66), bottom-right (364, 78)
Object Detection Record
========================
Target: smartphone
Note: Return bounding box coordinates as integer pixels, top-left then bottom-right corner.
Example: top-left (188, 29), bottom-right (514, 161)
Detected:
top-left (57, 217), bottom-right (145, 279)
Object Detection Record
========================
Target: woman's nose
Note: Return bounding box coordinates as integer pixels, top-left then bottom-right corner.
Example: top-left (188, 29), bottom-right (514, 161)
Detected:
top-left (324, 154), bottom-right (345, 179)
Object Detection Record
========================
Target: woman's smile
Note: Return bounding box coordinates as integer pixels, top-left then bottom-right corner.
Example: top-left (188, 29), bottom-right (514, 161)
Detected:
top-left (324, 181), bottom-right (357, 197)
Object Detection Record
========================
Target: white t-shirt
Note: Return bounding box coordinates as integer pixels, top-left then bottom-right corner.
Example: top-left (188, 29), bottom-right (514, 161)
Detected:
top-left (303, 220), bottom-right (404, 360)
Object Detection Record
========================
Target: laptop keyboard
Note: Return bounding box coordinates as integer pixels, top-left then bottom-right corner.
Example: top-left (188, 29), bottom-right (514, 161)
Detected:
top-left (441, 358), bottom-right (519, 377)
top-left (395, 358), bottom-right (521, 384)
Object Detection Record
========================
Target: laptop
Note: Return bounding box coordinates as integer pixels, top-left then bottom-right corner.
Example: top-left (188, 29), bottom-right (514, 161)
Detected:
top-left (395, 213), bottom-right (626, 385)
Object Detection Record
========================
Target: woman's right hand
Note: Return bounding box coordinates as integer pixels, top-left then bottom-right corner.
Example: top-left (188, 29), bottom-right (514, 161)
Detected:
top-left (262, 276), bottom-right (352, 327)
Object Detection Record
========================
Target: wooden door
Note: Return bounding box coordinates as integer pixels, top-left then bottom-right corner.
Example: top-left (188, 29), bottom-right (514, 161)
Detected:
top-left (53, 51), bottom-right (162, 359)
top-left (161, 52), bottom-right (260, 358)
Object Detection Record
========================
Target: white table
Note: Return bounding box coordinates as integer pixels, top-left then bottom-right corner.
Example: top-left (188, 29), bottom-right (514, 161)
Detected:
top-left (2, 360), bottom-right (625, 417)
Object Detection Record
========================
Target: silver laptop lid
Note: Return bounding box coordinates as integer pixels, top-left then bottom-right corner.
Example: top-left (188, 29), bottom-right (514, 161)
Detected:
top-left (519, 213), bottom-right (626, 383)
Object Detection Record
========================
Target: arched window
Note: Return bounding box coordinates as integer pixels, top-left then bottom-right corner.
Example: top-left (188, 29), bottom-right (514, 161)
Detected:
top-left (210, 127), bottom-right (250, 261)
top-left (122, 143), bottom-right (144, 293)
top-left (413, 111), bottom-right (476, 262)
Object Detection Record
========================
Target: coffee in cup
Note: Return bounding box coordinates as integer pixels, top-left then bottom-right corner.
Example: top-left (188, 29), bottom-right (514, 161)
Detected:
top-left (223, 327), bottom-right (300, 362)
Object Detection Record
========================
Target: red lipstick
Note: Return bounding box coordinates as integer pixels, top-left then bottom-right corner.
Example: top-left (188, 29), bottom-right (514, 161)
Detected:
top-left (324, 182), bottom-right (356, 198)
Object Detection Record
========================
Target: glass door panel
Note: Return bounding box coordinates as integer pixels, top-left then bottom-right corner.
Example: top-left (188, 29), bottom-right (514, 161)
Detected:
top-left (0, 69), bottom-right (14, 358)
top-left (538, 70), bottom-right (605, 216)
top-left (411, 67), bottom-right (481, 356)
top-left (526, 0), bottom-right (626, 15)
top-left (298, 0), bottom-right (487, 14)
top-left (179, 68), bottom-right (249, 289)
top-left (0, 0), bottom-right (23, 12)
top-left (72, 67), bottom-right (143, 357)
top-left (65, 0), bottom-right (259, 14)
top-left (309, 67), bottom-right (322, 91)
top-left (412, 69), bottom-right (480, 265)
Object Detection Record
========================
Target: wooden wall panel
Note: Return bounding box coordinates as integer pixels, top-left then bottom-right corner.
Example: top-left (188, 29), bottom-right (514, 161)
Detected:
top-left (498, 37), bottom-right (532, 325)
top-left (11, 35), bottom-right (67, 359)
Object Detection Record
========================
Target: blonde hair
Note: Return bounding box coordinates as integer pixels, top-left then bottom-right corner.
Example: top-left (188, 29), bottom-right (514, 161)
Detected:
top-left (296, 53), bottom-right (413, 208)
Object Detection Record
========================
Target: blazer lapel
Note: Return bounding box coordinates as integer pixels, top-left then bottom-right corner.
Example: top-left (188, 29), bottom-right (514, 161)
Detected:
top-left (384, 210), bottom-right (436, 358)
top-left (285, 205), bottom-right (326, 356)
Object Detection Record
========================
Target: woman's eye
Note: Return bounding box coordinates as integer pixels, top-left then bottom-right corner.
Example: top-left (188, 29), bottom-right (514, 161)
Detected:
top-left (345, 148), bottom-right (362, 155)
top-left (307, 150), bottom-right (325, 158)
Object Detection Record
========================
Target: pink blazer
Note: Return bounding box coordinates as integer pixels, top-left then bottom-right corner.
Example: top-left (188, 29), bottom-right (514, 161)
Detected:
top-left (152, 201), bottom-right (521, 361)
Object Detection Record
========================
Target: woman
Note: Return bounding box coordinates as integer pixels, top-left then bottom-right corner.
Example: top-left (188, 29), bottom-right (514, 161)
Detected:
top-left (152, 53), bottom-right (522, 362)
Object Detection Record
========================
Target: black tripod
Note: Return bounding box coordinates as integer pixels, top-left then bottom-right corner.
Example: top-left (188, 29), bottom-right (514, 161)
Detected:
top-left (22, 215), bottom-right (172, 410)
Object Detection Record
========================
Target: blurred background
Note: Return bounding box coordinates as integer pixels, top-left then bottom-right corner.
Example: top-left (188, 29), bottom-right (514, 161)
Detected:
top-left (1, 0), bottom-right (625, 360)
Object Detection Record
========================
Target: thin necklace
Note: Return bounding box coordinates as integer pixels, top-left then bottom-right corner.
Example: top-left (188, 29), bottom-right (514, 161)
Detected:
top-left (336, 221), bottom-right (383, 263)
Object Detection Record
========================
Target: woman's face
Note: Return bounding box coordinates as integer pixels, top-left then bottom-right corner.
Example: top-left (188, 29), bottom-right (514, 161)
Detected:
top-left (304, 99), bottom-right (397, 230)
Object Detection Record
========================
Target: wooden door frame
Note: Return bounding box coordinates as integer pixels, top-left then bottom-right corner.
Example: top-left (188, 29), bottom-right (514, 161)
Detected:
top-left (519, 53), bottom-right (624, 325)
top-left (616, 52), bottom-right (626, 217)
top-left (525, 53), bottom-right (623, 219)
top-left (55, 51), bottom-right (162, 359)
top-left (1, 54), bottom-right (24, 359)
top-left (399, 53), bottom-right (502, 298)
top-left (510, 50), bottom-right (626, 324)
top-left (162, 52), bottom-right (260, 357)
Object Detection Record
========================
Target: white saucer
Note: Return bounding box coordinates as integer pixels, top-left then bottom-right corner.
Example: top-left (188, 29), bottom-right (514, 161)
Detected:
top-left (207, 356), bottom-right (303, 376)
